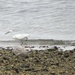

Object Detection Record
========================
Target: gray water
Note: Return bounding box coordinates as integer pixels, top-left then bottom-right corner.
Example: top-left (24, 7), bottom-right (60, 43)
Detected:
top-left (0, 0), bottom-right (75, 40)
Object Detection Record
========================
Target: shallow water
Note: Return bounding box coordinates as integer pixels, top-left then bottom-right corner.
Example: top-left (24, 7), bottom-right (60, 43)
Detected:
top-left (0, 0), bottom-right (75, 40)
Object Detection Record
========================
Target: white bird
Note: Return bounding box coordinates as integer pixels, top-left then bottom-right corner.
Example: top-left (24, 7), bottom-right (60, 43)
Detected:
top-left (5, 30), bottom-right (29, 45)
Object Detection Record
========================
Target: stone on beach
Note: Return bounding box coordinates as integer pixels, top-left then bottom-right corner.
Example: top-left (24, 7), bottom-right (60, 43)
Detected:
top-left (5, 47), bottom-right (13, 50)
top-left (0, 47), bottom-right (5, 50)
top-left (47, 46), bottom-right (58, 51)
top-left (12, 46), bottom-right (29, 56)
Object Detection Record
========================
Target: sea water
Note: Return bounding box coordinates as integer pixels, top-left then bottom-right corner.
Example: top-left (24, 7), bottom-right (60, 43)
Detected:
top-left (0, 0), bottom-right (75, 40)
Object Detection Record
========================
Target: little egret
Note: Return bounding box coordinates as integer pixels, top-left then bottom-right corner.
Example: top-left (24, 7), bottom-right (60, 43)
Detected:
top-left (5, 30), bottom-right (29, 45)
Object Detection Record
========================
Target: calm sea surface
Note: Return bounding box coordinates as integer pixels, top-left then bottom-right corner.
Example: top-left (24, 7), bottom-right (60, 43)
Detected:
top-left (0, 0), bottom-right (75, 40)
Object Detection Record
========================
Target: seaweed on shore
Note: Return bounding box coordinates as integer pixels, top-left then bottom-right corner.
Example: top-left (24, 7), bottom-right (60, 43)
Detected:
top-left (0, 49), bottom-right (75, 75)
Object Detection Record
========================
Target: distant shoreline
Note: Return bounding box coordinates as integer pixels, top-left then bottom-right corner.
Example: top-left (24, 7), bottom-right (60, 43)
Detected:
top-left (0, 39), bottom-right (75, 42)
top-left (0, 39), bottom-right (75, 47)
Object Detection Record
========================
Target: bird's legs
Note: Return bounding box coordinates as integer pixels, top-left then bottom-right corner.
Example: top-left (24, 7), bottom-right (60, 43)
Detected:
top-left (25, 37), bottom-right (28, 41)
top-left (20, 37), bottom-right (28, 45)
top-left (21, 40), bottom-right (23, 45)
top-left (24, 37), bottom-right (28, 45)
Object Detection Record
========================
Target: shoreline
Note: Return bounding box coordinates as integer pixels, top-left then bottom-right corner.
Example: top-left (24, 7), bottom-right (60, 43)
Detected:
top-left (0, 39), bottom-right (75, 51)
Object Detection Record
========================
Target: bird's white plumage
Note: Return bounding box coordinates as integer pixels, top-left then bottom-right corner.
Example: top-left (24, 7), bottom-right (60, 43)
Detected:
top-left (12, 34), bottom-right (29, 40)
top-left (5, 30), bottom-right (29, 45)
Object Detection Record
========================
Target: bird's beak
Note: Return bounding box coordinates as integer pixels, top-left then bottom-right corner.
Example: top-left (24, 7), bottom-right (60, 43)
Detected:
top-left (5, 31), bottom-right (10, 35)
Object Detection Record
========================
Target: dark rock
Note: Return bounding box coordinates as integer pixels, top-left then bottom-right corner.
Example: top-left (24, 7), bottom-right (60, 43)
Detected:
top-left (49, 72), bottom-right (56, 75)
top-left (12, 53), bottom-right (15, 55)
top-left (18, 55), bottom-right (29, 58)
top-left (24, 55), bottom-right (29, 58)
top-left (32, 70), bottom-right (40, 72)
top-left (41, 68), bottom-right (48, 71)
top-left (54, 46), bottom-right (58, 50)
top-left (0, 47), bottom-right (5, 50)
top-left (44, 51), bottom-right (49, 54)
top-left (51, 62), bottom-right (59, 67)
top-left (69, 50), bottom-right (74, 55)
top-left (3, 56), bottom-right (9, 60)
top-left (21, 63), bottom-right (30, 68)
top-left (47, 46), bottom-right (58, 51)
top-left (5, 47), bottom-right (13, 50)
top-left (25, 68), bottom-right (34, 71)
top-left (0, 59), bottom-right (3, 63)
top-left (39, 46), bottom-right (49, 48)
top-left (35, 50), bottom-right (39, 54)
top-left (73, 48), bottom-right (75, 51)
top-left (58, 51), bottom-right (63, 55)
top-left (47, 48), bottom-right (56, 51)
top-left (64, 52), bottom-right (69, 58)
top-left (56, 62), bottom-right (59, 66)
top-left (14, 68), bottom-right (19, 73)
top-left (30, 46), bottom-right (35, 48)
top-left (34, 57), bottom-right (40, 62)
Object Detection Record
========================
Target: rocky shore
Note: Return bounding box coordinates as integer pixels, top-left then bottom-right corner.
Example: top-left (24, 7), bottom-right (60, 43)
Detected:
top-left (0, 48), bottom-right (75, 75)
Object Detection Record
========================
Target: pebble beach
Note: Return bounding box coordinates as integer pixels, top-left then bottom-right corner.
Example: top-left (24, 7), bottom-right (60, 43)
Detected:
top-left (0, 45), bottom-right (75, 75)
